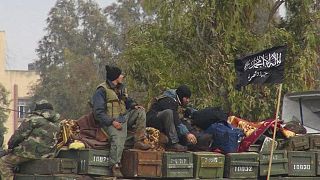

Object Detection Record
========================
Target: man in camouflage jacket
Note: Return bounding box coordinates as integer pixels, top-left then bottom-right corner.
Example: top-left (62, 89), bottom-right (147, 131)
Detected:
top-left (0, 100), bottom-right (60, 180)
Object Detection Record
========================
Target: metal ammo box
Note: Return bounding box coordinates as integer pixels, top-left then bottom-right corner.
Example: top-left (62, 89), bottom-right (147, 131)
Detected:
top-left (287, 151), bottom-right (316, 176)
top-left (259, 150), bottom-right (288, 176)
top-left (14, 174), bottom-right (81, 180)
top-left (269, 177), bottom-right (320, 180)
top-left (248, 144), bottom-right (261, 152)
top-left (193, 152), bottom-right (224, 179)
top-left (57, 149), bottom-right (111, 176)
top-left (162, 151), bottom-right (193, 178)
top-left (223, 152), bottom-right (259, 179)
top-left (120, 149), bottom-right (163, 178)
top-left (283, 134), bottom-right (310, 151)
top-left (309, 134), bottom-right (320, 150)
top-left (18, 158), bottom-right (77, 175)
top-left (94, 176), bottom-right (117, 180)
top-left (309, 150), bottom-right (320, 175)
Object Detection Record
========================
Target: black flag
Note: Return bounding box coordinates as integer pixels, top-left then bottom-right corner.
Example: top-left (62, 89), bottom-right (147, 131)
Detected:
top-left (235, 45), bottom-right (286, 90)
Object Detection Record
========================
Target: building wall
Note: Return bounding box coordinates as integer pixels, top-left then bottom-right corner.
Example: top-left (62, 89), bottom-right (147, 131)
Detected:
top-left (0, 31), bottom-right (5, 78)
top-left (0, 31), bottom-right (40, 147)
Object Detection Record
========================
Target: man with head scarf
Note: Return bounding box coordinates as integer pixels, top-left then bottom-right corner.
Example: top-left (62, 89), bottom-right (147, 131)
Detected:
top-left (146, 85), bottom-right (197, 152)
top-left (91, 65), bottom-right (151, 177)
top-left (0, 99), bottom-right (60, 180)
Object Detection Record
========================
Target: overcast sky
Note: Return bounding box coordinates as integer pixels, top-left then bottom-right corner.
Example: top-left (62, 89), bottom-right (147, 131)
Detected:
top-left (0, 1), bottom-right (286, 70)
top-left (0, 0), bottom-right (115, 70)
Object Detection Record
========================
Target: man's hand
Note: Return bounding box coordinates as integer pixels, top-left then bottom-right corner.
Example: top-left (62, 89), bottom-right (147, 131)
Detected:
top-left (112, 121), bottom-right (122, 130)
top-left (134, 105), bottom-right (145, 110)
top-left (186, 133), bottom-right (197, 144)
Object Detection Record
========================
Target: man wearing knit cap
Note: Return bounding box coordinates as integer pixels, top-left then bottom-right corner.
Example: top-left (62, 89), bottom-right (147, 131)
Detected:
top-left (92, 65), bottom-right (151, 177)
top-left (146, 85), bottom-right (197, 152)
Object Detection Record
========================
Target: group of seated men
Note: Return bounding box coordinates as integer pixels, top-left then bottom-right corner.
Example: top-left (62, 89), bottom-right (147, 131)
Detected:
top-left (0, 65), bottom-right (219, 179)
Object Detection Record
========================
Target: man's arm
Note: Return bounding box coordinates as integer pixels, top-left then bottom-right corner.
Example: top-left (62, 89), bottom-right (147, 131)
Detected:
top-left (92, 87), bottom-right (113, 127)
top-left (121, 87), bottom-right (138, 109)
top-left (8, 119), bottom-right (34, 149)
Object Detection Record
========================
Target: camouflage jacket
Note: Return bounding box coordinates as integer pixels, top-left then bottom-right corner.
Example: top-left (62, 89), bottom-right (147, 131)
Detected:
top-left (8, 109), bottom-right (60, 159)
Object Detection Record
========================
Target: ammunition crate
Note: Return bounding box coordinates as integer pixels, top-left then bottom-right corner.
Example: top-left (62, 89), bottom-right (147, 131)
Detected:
top-left (185, 178), bottom-right (258, 180)
top-left (15, 174), bottom-right (81, 180)
top-left (162, 151), bottom-right (193, 178)
top-left (193, 152), bottom-right (225, 179)
top-left (215, 178), bottom-right (257, 180)
top-left (259, 150), bottom-right (288, 176)
top-left (309, 150), bottom-right (320, 175)
top-left (288, 151), bottom-right (316, 176)
top-left (94, 177), bottom-right (116, 180)
top-left (19, 158), bottom-right (77, 175)
top-left (248, 144), bottom-right (261, 152)
top-left (268, 177), bottom-right (320, 180)
top-left (121, 149), bottom-right (162, 178)
top-left (309, 134), bottom-right (320, 150)
top-left (58, 149), bottom-right (111, 176)
top-left (284, 134), bottom-right (309, 151)
top-left (224, 152), bottom-right (259, 179)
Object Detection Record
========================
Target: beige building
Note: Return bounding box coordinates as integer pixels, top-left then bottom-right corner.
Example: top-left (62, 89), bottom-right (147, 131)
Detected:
top-left (0, 31), bottom-right (40, 146)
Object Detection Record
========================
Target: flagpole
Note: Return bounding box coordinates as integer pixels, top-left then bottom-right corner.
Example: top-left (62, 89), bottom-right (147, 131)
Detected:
top-left (267, 83), bottom-right (283, 180)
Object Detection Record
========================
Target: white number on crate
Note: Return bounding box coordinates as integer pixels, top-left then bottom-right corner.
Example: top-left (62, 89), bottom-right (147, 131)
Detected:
top-left (93, 155), bottom-right (109, 163)
top-left (262, 154), bottom-right (280, 161)
top-left (293, 164), bottom-right (311, 170)
top-left (203, 157), bottom-right (218, 163)
top-left (234, 166), bottom-right (253, 172)
top-left (170, 158), bottom-right (187, 164)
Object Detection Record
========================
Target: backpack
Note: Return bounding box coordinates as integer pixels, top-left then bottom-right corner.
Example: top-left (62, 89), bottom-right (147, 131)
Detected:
top-left (205, 121), bottom-right (244, 154)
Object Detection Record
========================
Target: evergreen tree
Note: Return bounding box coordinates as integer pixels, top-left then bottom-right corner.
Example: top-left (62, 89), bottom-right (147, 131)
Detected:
top-left (34, 0), bottom-right (111, 118)
top-left (0, 83), bottom-right (9, 146)
top-left (121, 0), bottom-right (320, 120)
top-left (33, 0), bottom-right (319, 121)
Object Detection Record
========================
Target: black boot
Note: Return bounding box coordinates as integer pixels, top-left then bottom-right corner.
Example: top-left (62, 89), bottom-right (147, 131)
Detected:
top-left (133, 130), bottom-right (151, 150)
top-left (133, 141), bottom-right (151, 150)
top-left (166, 143), bottom-right (187, 152)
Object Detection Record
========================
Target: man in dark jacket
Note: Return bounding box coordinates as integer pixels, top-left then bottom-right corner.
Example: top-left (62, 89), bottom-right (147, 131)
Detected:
top-left (0, 100), bottom-right (60, 180)
top-left (146, 85), bottom-right (197, 151)
top-left (92, 65), bottom-right (150, 177)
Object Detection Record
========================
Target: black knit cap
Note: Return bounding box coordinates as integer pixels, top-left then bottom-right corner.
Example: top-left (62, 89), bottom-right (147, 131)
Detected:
top-left (106, 65), bottom-right (122, 81)
top-left (34, 99), bottom-right (53, 111)
top-left (176, 85), bottom-right (191, 101)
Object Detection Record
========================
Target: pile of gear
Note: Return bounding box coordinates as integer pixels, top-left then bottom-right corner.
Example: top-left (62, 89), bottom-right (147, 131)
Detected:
top-left (57, 115), bottom-right (165, 152)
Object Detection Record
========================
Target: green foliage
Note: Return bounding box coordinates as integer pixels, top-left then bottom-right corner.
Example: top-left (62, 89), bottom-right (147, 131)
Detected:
top-left (33, 0), bottom-right (319, 121)
top-left (33, 0), bottom-right (110, 119)
top-left (0, 83), bottom-right (9, 141)
top-left (32, 50), bottom-right (100, 119)
top-left (120, 0), bottom-right (320, 120)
